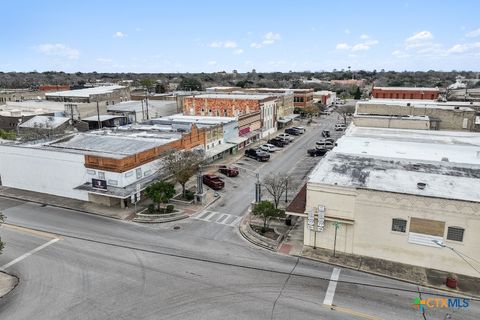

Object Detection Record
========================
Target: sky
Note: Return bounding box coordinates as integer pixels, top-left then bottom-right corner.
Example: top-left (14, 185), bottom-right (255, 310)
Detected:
top-left (1, 0), bottom-right (480, 73)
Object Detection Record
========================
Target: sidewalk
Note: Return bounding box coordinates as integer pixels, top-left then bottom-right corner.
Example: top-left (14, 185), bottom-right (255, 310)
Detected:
top-left (0, 271), bottom-right (18, 298)
top-left (0, 186), bottom-right (134, 220)
top-left (278, 218), bottom-right (480, 298)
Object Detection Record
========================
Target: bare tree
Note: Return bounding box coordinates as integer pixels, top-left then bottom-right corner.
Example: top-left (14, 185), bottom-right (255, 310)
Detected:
top-left (163, 150), bottom-right (203, 198)
top-left (262, 174), bottom-right (291, 209)
top-left (335, 104), bottom-right (355, 125)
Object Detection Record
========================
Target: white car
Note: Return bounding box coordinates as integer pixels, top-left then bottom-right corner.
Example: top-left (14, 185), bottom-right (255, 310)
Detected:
top-left (260, 144), bottom-right (279, 153)
top-left (292, 126), bottom-right (305, 133)
top-left (277, 133), bottom-right (294, 142)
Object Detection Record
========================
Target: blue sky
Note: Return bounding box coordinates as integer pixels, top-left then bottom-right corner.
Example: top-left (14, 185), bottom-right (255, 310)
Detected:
top-left (1, 0), bottom-right (479, 72)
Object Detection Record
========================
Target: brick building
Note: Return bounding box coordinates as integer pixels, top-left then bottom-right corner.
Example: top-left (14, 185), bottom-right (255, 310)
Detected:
top-left (39, 85), bottom-right (70, 92)
top-left (183, 93), bottom-right (277, 137)
top-left (371, 87), bottom-right (439, 100)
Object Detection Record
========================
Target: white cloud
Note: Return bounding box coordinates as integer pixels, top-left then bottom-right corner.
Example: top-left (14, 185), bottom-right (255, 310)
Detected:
top-left (351, 43), bottom-right (370, 51)
top-left (113, 31), bottom-right (127, 38)
top-left (96, 58), bottom-right (112, 63)
top-left (344, 29), bottom-right (351, 34)
top-left (448, 42), bottom-right (480, 53)
top-left (405, 31), bottom-right (433, 44)
top-left (207, 61), bottom-right (217, 66)
top-left (233, 49), bottom-right (244, 55)
top-left (250, 32), bottom-right (281, 48)
top-left (336, 35), bottom-right (379, 52)
top-left (336, 43), bottom-right (350, 50)
top-left (209, 40), bottom-right (238, 48)
top-left (35, 43), bottom-right (80, 59)
top-left (466, 28), bottom-right (480, 38)
top-left (223, 41), bottom-right (238, 48)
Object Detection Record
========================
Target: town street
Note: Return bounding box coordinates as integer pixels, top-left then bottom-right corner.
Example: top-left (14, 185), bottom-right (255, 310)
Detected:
top-left (0, 115), bottom-right (478, 320)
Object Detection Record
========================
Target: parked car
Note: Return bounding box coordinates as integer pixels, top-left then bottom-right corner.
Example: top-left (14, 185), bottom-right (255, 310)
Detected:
top-left (277, 133), bottom-right (294, 142)
top-left (275, 136), bottom-right (291, 144)
top-left (292, 126), bottom-right (305, 133)
top-left (218, 165), bottom-right (239, 177)
top-left (260, 144), bottom-right (279, 153)
top-left (335, 123), bottom-right (347, 131)
top-left (307, 148), bottom-right (329, 157)
top-left (245, 148), bottom-right (271, 162)
top-left (203, 174), bottom-right (225, 190)
top-left (322, 130), bottom-right (330, 138)
top-left (316, 140), bottom-right (334, 150)
top-left (285, 128), bottom-right (301, 136)
top-left (268, 138), bottom-right (286, 147)
top-left (324, 138), bottom-right (335, 144)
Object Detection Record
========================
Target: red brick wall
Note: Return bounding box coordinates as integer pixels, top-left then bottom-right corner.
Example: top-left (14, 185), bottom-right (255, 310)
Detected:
top-left (39, 85), bottom-right (70, 91)
top-left (183, 97), bottom-right (261, 117)
top-left (372, 88), bottom-right (439, 100)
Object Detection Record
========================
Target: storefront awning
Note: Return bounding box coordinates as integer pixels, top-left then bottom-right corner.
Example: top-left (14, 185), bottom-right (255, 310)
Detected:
top-left (205, 143), bottom-right (235, 158)
top-left (227, 136), bottom-right (248, 144)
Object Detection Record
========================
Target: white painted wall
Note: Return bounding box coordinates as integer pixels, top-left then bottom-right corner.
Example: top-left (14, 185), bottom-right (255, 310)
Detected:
top-left (0, 146), bottom-right (89, 200)
top-left (261, 100), bottom-right (277, 138)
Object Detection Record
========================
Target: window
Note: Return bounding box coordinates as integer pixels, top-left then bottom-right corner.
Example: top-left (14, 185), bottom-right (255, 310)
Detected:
top-left (98, 171), bottom-right (105, 179)
top-left (107, 179), bottom-right (118, 186)
top-left (125, 171), bottom-right (133, 178)
top-left (87, 169), bottom-right (96, 175)
top-left (136, 168), bottom-right (142, 179)
top-left (392, 218), bottom-right (407, 232)
top-left (447, 227), bottom-right (464, 242)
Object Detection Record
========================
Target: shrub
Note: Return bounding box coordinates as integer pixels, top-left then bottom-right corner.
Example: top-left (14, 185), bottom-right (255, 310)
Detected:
top-left (184, 190), bottom-right (195, 201)
top-left (166, 204), bottom-right (175, 213)
top-left (147, 204), bottom-right (155, 214)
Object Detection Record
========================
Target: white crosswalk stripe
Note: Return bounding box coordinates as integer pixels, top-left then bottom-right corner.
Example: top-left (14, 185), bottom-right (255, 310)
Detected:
top-left (191, 210), bottom-right (242, 227)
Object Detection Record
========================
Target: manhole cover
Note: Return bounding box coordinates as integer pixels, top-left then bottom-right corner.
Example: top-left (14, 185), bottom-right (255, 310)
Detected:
top-left (173, 225), bottom-right (181, 230)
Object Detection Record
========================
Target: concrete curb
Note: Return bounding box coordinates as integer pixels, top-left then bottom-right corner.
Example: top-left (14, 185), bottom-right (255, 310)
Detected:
top-left (204, 194), bottom-right (222, 209)
top-left (296, 253), bottom-right (480, 299)
top-left (0, 271), bottom-right (19, 299)
top-left (133, 213), bottom-right (189, 224)
top-left (0, 193), bottom-right (126, 221)
top-left (238, 212), bottom-right (283, 252)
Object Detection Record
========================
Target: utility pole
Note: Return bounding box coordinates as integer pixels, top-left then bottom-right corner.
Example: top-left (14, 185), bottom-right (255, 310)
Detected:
top-left (255, 172), bottom-right (261, 203)
top-left (333, 221), bottom-right (341, 257)
top-left (96, 101), bottom-right (102, 129)
top-left (284, 178), bottom-right (288, 203)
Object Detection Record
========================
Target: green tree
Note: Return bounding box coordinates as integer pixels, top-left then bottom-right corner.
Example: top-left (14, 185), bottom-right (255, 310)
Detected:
top-left (177, 77), bottom-right (202, 91)
top-left (0, 212), bottom-right (4, 253)
top-left (353, 86), bottom-right (362, 100)
top-left (144, 181), bottom-right (176, 211)
top-left (252, 201), bottom-right (285, 233)
top-left (140, 79), bottom-right (156, 93)
top-left (164, 150), bottom-right (203, 198)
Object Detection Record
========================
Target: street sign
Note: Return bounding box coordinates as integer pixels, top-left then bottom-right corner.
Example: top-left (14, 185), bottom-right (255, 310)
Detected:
top-left (307, 210), bottom-right (315, 230)
top-left (317, 205), bottom-right (325, 232)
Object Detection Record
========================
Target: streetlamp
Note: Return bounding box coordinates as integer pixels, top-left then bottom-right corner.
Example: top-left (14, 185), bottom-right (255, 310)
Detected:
top-left (284, 178), bottom-right (288, 203)
top-left (432, 240), bottom-right (480, 275)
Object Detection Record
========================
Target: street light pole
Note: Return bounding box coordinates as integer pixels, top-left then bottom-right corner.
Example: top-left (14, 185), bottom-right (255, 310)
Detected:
top-left (285, 178), bottom-right (288, 203)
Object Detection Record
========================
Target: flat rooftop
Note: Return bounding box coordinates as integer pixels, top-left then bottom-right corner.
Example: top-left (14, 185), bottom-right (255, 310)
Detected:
top-left (373, 86), bottom-right (439, 91)
top-left (154, 114), bottom-right (236, 124)
top-left (358, 99), bottom-right (476, 111)
top-left (309, 125), bottom-right (480, 202)
top-left (45, 85), bottom-right (125, 98)
top-left (187, 93), bottom-right (274, 100)
top-left (44, 131), bottom-right (178, 158)
top-left (19, 115), bottom-right (70, 129)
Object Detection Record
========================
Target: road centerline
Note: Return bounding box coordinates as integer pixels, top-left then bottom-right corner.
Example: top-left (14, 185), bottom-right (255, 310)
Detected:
top-left (0, 238), bottom-right (59, 270)
top-left (323, 267), bottom-right (341, 306)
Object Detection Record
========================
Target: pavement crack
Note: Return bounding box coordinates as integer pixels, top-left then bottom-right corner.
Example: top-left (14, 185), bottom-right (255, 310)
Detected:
top-left (270, 257), bottom-right (299, 320)
top-left (417, 285), bottom-right (427, 320)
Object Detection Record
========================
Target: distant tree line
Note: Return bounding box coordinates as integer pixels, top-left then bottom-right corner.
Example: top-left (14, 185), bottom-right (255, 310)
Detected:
top-left (1, 70), bottom-right (479, 93)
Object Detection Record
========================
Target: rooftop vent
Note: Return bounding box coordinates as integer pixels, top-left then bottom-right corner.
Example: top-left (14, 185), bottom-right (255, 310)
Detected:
top-left (417, 182), bottom-right (427, 190)
top-left (441, 157), bottom-right (449, 162)
top-left (454, 106), bottom-right (460, 110)
top-left (407, 103), bottom-right (411, 106)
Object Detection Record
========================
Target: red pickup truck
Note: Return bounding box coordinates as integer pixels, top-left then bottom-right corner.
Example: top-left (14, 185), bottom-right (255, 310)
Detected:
top-left (218, 165), bottom-right (239, 177)
top-left (202, 174), bottom-right (225, 190)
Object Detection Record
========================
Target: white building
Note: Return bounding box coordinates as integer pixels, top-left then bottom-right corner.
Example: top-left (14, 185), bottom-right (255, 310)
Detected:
top-left (0, 125), bottom-right (207, 207)
top-left (290, 125), bottom-right (480, 277)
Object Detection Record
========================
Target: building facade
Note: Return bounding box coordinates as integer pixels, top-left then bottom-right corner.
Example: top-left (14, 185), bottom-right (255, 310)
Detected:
top-left (290, 125), bottom-right (480, 278)
top-left (371, 87), bottom-right (439, 100)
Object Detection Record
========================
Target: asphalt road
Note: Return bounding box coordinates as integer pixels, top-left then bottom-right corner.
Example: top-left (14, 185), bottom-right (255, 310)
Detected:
top-left (0, 115), bottom-right (479, 319)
